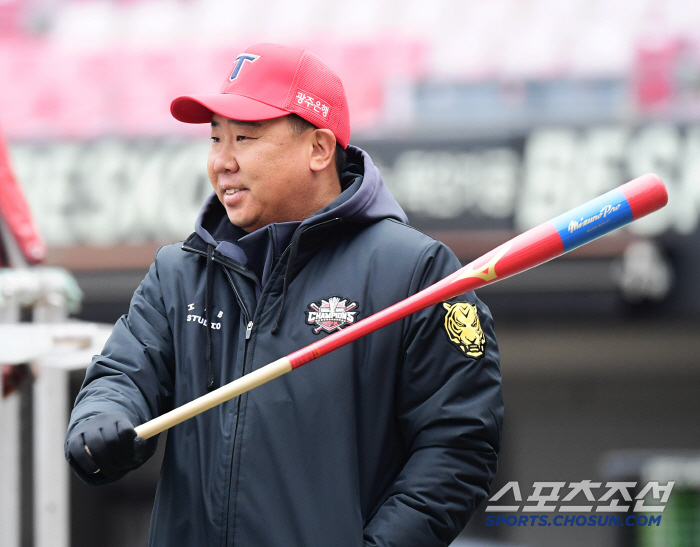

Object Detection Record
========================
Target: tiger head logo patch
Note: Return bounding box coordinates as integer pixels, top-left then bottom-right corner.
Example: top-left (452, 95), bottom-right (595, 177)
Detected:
top-left (442, 302), bottom-right (485, 357)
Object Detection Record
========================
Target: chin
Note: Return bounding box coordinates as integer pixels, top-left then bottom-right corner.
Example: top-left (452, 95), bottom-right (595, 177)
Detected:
top-left (225, 213), bottom-right (256, 232)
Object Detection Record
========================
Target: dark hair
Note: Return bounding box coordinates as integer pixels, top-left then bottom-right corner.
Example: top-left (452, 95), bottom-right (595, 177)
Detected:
top-left (287, 114), bottom-right (346, 180)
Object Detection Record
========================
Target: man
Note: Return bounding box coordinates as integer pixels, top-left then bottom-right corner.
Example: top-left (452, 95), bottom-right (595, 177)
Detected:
top-left (66, 43), bottom-right (503, 547)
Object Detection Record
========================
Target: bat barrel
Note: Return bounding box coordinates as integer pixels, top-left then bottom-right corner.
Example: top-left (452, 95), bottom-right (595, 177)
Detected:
top-left (548, 173), bottom-right (667, 254)
top-left (619, 173), bottom-right (669, 220)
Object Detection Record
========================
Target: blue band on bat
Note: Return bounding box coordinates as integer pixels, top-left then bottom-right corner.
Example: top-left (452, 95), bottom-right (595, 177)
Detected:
top-left (550, 188), bottom-right (633, 252)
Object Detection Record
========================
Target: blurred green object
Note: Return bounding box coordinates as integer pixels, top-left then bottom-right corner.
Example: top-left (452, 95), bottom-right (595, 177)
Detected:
top-left (638, 489), bottom-right (700, 547)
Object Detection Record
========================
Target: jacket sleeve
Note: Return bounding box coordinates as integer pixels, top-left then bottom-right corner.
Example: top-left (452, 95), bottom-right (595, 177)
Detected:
top-left (66, 250), bottom-right (176, 470)
top-left (363, 242), bottom-right (503, 547)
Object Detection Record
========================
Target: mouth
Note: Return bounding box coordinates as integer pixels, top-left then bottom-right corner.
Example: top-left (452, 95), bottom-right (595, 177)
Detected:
top-left (222, 187), bottom-right (248, 207)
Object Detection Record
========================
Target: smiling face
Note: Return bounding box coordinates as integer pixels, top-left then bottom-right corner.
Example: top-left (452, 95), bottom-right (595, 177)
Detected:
top-left (207, 113), bottom-right (340, 233)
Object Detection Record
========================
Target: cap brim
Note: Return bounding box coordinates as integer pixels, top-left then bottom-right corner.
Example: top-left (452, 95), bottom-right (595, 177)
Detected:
top-left (171, 94), bottom-right (290, 123)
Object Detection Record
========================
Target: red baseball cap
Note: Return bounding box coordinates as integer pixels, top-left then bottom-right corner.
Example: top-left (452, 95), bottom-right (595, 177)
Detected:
top-left (171, 43), bottom-right (351, 148)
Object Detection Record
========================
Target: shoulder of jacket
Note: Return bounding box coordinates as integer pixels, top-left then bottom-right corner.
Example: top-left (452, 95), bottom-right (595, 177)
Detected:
top-left (363, 218), bottom-right (454, 256)
top-left (153, 240), bottom-right (193, 266)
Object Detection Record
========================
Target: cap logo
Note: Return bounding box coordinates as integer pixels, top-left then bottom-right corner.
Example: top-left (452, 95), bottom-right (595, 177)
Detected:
top-left (229, 54), bottom-right (260, 81)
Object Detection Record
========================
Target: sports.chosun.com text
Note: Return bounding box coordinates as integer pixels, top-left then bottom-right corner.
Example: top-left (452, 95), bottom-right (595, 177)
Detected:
top-left (486, 514), bottom-right (662, 527)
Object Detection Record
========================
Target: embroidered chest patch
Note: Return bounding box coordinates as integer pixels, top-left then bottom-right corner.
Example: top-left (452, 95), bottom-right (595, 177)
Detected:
top-left (306, 296), bottom-right (359, 334)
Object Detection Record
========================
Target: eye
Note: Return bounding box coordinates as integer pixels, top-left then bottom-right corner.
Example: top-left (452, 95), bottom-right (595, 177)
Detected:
top-left (236, 135), bottom-right (248, 142)
top-left (210, 136), bottom-right (220, 143)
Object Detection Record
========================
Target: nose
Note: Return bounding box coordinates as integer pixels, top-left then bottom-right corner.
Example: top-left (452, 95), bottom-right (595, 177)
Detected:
top-left (212, 143), bottom-right (239, 174)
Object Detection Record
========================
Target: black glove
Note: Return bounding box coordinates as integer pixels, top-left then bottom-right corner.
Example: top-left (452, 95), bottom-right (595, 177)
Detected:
top-left (65, 412), bottom-right (147, 485)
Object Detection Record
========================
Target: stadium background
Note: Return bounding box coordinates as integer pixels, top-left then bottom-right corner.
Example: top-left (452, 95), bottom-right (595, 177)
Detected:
top-left (2, 0), bottom-right (699, 545)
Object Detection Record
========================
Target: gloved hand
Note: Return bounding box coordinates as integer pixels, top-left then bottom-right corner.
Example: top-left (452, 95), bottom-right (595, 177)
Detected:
top-left (65, 412), bottom-right (147, 485)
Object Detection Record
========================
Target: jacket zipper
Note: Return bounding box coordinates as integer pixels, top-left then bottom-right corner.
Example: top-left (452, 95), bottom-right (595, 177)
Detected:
top-left (222, 268), bottom-right (252, 323)
top-left (183, 221), bottom-right (341, 545)
top-left (257, 217), bottom-right (342, 294)
top-left (221, 266), bottom-right (253, 547)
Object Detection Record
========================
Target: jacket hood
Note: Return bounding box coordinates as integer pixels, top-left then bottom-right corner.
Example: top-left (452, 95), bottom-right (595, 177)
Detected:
top-left (194, 145), bottom-right (407, 257)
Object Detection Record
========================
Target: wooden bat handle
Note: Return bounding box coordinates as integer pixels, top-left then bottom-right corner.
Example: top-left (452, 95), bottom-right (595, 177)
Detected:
top-left (134, 357), bottom-right (291, 439)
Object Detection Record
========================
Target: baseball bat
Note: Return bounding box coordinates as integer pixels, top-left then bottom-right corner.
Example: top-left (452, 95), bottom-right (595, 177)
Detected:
top-left (135, 173), bottom-right (668, 439)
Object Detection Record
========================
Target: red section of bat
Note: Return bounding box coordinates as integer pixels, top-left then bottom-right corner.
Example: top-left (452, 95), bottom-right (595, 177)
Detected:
top-left (618, 173), bottom-right (668, 220)
top-left (481, 223), bottom-right (564, 283)
top-left (288, 224), bottom-right (564, 369)
top-left (288, 174), bottom-right (668, 370)
top-left (0, 129), bottom-right (45, 264)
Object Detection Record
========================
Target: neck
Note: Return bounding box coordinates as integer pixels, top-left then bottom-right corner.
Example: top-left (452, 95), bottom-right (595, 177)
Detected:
top-left (304, 170), bottom-right (342, 217)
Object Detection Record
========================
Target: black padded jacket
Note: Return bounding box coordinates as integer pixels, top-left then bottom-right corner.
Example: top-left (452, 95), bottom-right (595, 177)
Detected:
top-left (66, 146), bottom-right (503, 547)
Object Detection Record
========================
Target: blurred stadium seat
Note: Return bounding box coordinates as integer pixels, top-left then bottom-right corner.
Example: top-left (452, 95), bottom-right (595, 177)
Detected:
top-left (2, 0), bottom-right (700, 139)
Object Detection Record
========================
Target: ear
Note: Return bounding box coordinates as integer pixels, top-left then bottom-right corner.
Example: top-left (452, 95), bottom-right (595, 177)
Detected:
top-left (309, 129), bottom-right (337, 173)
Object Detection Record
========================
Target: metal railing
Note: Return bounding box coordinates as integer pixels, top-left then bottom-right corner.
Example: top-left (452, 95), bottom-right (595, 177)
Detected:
top-left (0, 267), bottom-right (110, 547)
